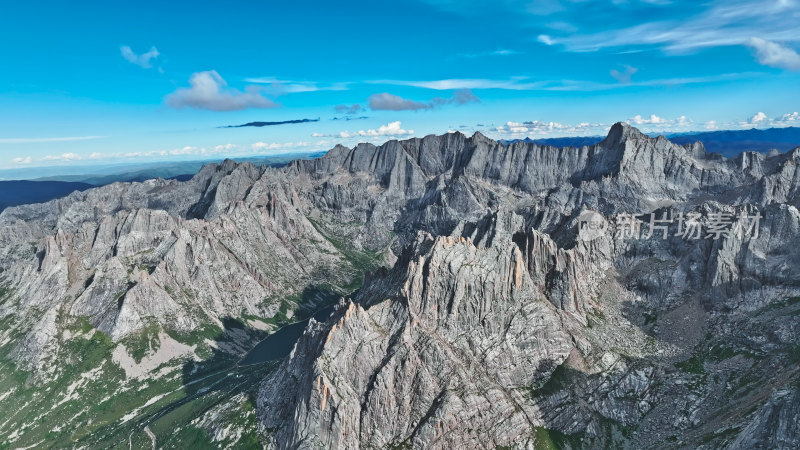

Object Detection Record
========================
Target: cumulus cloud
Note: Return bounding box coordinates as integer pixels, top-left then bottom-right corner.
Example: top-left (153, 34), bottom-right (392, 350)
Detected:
top-left (41, 153), bottom-right (82, 162)
top-left (166, 71), bottom-right (278, 111)
top-left (627, 114), bottom-right (667, 125)
top-left (493, 120), bottom-right (604, 137)
top-left (740, 111), bottom-right (769, 127)
top-left (746, 37), bottom-right (800, 70)
top-left (315, 121), bottom-right (414, 139)
top-left (705, 120), bottom-right (719, 130)
top-left (368, 89), bottom-right (479, 111)
top-left (610, 65), bottom-right (638, 83)
top-left (775, 111), bottom-right (800, 125)
top-left (737, 111), bottom-right (800, 128)
top-left (120, 45), bottom-right (160, 69)
top-left (334, 104), bottom-right (363, 115)
top-left (626, 114), bottom-right (692, 131)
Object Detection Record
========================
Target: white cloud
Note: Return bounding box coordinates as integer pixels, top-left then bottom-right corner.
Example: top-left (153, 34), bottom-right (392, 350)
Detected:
top-left (11, 157), bottom-right (32, 165)
top-left (120, 45), bottom-right (160, 69)
top-left (0, 136), bottom-right (103, 144)
top-left (627, 114), bottom-right (667, 125)
top-left (493, 120), bottom-right (604, 138)
top-left (214, 143), bottom-right (239, 151)
top-left (626, 114), bottom-right (694, 132)
top-left (774, 111), bottom-right (800, 125)
top-left (165, 71), bottom-right (278, 111)
top-left (317, 121), bottom-right (415, 139)
top-left (736, 111), bottom-right (800, 128)
top-left (41, 152), bottom-right (82, 162)
top-left (740, 111), bottom-right (769, 127)
top-left (705, 120), bottom-right (719, 130)
top-left (746, 37), bottom-right (800, 70)
top-left (251, 141), bottom-right (312, 152)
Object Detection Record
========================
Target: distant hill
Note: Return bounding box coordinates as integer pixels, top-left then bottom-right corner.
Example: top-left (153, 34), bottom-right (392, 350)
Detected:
top-left (0, 152), bottom-right (326, 185)
top-left (504, 127), bottom-right (800, 158)
top-left (0, 180), bottom-right (93, 213)
top-left (0, 152), bottom-right (327, 212)
top-left (666, 127), bottom-right (800, 157)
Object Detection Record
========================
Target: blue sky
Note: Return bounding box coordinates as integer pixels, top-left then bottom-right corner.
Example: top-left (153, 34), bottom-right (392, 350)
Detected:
top-left (1, 0), bottom-right (799, 170)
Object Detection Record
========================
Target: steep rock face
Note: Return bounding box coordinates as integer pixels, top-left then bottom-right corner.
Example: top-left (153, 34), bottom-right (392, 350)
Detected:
top-left (258, 232), bottom-right (577, 449)
top-left (0, 165), bottom-right (351, 373)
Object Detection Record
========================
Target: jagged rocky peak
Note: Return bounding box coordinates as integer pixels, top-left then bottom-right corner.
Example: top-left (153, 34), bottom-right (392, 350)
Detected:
top-left (601, 121), bottom-right (650, 146)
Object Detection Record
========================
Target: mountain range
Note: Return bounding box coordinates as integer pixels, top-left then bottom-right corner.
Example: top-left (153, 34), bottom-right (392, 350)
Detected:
top-left (0, 123), bottom-right (798, 448)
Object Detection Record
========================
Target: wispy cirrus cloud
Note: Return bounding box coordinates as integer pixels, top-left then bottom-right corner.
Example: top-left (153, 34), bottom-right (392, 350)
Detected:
top-left (0, 136), bottom-right (104, 144)
top-left (370, 72), bottom-right (761, 92)
top-left (243, 77), bottom-right (349, 94)
top-left (166, 71), bottom-right (278, 111)
top-left (455, 48), bottom-right (519, 59)
top-left (541, 0), bottom-right (800, 53)
top-left (120, 45), bottom-right (160, 69)
top-left (370, 78), bottom-right (546, 90)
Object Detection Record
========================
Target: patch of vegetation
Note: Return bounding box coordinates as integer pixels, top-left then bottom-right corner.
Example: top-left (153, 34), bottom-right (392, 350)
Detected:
top-left (675, 355), bottom-right (705, 374)
top-left (120, 321), bottom-right (162, 364)
top-left (531, 426), bottom-right (583, 450)
top-left (757, 296), bottom-right (800, 315)
top-left (385, 439), bottom-right (413, 450)
top-left (307, 216), bottom-right (383, 291)
top-left (161, 426), bottom-right (217, 449)
top-left (0, 276), bottom-right (14, 305)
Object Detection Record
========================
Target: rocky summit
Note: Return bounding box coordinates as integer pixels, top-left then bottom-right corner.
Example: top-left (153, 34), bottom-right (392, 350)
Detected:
top-left (1, 122), bottom-right (799, 449)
